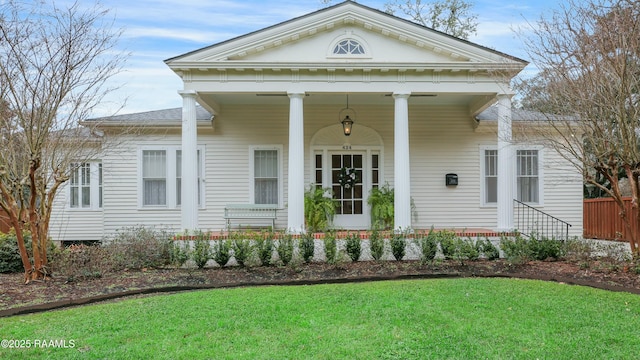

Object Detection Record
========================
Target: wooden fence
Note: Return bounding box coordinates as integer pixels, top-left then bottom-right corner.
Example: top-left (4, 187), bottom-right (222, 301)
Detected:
top-left (583, 197), bottom-right (638, 241)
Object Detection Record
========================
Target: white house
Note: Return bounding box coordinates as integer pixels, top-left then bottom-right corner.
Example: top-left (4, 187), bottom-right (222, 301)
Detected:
top-left (49, 1), bottom-right (583, 242)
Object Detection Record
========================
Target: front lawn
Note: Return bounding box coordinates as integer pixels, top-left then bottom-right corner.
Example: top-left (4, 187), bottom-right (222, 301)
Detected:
top-left (1, 278), bottom-right (639, 359)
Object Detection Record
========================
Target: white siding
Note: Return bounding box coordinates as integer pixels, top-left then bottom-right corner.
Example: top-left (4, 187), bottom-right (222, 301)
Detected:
top-left (48, 103), bottom-right (583, 240)
top-left (49, 206), bottom-right (104, 242)
top-left (50, 182), bottom-right (104, 242)
top-left (408, 106), bottom-right (496, 229)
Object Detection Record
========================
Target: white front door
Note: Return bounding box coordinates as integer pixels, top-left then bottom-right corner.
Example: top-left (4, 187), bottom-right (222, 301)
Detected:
top-left (330, 152), bottom-right (369, 229)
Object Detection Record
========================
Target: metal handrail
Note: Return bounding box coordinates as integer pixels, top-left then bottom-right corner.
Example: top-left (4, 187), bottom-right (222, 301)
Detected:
top-left (513, 199), bottom-right (572, 240)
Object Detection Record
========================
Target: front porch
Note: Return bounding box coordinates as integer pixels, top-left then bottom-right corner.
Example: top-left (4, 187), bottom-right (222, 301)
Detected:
top-left (164, 1), bottom-right (526, 235)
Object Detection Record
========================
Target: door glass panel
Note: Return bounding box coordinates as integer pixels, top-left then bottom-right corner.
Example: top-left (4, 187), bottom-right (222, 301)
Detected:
top-left (332, 170), bottom-right (340, 184)
top-left (343, 155), bottom-right (351, 168)
top-left (332, 153), bottom-right (364, 215)
top-left (354, 185), bottom-right (362, 198)
top-left (354, 155), bottom-right (362, 168)
top-left (332, 155), bottom-right (341, 168)
top-left (343, 187), bottom-right (352, 199)
top-left (354, 200), bottom-right (363, 214)
top-left (315, 153), bottom-right (323, 189)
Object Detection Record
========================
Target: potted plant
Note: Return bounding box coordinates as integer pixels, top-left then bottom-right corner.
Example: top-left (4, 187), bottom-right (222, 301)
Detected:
top-left (304, 186), bottom-right (338, 232)
top-left (368, 184), bottom-right (395, 230)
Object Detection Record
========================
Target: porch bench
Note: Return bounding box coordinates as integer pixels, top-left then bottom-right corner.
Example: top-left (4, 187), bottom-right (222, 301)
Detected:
top-left (223, 204), bottom-right (277, 229)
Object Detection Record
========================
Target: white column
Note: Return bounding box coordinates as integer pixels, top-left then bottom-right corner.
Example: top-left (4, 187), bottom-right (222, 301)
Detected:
top-left (497, 94), bottom-right (514, 231)
top-left (393, 92), bottom-right (412, 231)
top-left (179, 90), bottom-right (199, 231)
top-left (287, 92), bottom-right (305, 233)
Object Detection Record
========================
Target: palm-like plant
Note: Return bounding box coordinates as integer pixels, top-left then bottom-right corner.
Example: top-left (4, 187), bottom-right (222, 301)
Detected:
top-left (368, 184), bottom-right (394, 230)
top-left (304, 186), bottom-right (337, 232)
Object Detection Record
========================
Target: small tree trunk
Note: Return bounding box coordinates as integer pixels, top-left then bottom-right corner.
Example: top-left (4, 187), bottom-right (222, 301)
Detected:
top-left (627, 168), bottom-right (640, 257)
top-left (6, 213), bottom-right (34, 284)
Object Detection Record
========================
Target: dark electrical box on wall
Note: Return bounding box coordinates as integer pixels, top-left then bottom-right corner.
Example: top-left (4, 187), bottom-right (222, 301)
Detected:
top-left (445, 173), bottom-right (458, 186)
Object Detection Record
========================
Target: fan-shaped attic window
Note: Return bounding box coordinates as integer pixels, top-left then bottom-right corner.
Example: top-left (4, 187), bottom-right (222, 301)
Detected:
top-left (333, 39), bottom-right (365, 55)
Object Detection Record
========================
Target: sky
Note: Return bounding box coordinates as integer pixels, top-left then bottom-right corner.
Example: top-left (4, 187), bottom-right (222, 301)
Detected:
top-left (88, 0), bottom-right (564, 116)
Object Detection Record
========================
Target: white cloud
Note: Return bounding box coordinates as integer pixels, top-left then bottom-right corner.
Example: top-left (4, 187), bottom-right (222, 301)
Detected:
top-left (122, 26), bottom-right (232, 44)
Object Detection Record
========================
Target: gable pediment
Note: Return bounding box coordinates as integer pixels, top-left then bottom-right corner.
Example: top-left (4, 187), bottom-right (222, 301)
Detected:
top-left (227, 25), bottom-right (462, 64)
top-left (166, 1), bottom-right (526, 72)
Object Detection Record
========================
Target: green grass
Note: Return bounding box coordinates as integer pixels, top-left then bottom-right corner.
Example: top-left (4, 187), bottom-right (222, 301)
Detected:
top-left (1, 278), bottom-right (639, 359)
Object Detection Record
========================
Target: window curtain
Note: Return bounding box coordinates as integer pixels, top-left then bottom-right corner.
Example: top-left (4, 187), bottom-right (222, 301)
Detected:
top-left (143, 150), bottom-right (167, 205)
top-left (254, 150), bottom-right (278, 204)
top-left (484, 150), bottom-right (498, 203)
top-left (517, 150), bottom-right (539, 203)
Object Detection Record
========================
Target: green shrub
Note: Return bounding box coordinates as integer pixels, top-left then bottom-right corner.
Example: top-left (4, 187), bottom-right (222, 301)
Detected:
top-left (192, 238), bottom-right (211, 269)
top-left (323, 232), bottom-right (337, 264)
top-left (0, 231), bottom-right (57, 274)
top-left (458, 237), bottom-right (480, 263)
top-left (500, 234), bottom-right (565, 264)
top-left (437, 230), bottom-right (458, 260)
top-left (345, 232), bottom-right (362, 262)
top-left (170, 241), bottom-right (190, 268)
top-left (369, 228), bottom-right (384, 261)
top-left (212, 239), bottom-right (232, 267)
top-left (528, 235), bottom-right (564, 261)
top-left (255, 231), bottom-right (274, 266)
top-left (416, 228), bottom-right (438, 262)
top-left (276, 233), bottom-right (294, 266)
top-left (500, 235), bottom-right (532, 264)
top-left (0, 231), bottom-right (28, 273)
top-left (433, 231), bottom-right (477, 264)
top-left (477, 238), bottom-right (500, 260)
top-left (299, 232), bottom-right (315, 263)
top-left (106, 226), bottom-right (172, 270)
top-left (390, 231), bottom-right (406, 261)
top-left (231, 233), bottom-right (252, 267)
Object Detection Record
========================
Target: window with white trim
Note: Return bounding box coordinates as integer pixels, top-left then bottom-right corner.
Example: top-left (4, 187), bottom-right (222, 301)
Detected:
top-left (142, 150), bottom-right (167, 206)
top-left (481, 147), bottom-right (542, 205)
top-left (517, 150), bottom-right (539, 203)
top-left (139, 147), bottom-right (205, 208)
top-left (69, 162), bottom-right (102, 210)
top-left (483, 149), bottom-right (498, 204)
top-left (250, 146), bottom-right (282, 206)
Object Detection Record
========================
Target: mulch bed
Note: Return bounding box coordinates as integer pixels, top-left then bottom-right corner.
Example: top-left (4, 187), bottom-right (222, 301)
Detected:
top-left (1, 259), bottom-right (639, 317)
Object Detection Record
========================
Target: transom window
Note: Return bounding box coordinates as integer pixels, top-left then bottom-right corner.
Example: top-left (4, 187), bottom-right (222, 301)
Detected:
top-left (333, 39), bottom-right (365, 55)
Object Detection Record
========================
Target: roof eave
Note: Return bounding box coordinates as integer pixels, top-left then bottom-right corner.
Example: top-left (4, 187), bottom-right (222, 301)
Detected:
top-left (80, 119), bottom-right (213, 129)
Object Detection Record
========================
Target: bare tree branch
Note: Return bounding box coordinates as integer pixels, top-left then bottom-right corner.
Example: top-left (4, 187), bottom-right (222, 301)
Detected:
top-left (0, 0), bottom-right (128, 283)
top-left (516, 0), bottom-right (640, 255)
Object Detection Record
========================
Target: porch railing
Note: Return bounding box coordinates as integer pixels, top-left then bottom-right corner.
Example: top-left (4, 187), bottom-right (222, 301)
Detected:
top-left (514, 199), bottom-right (572, 240)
